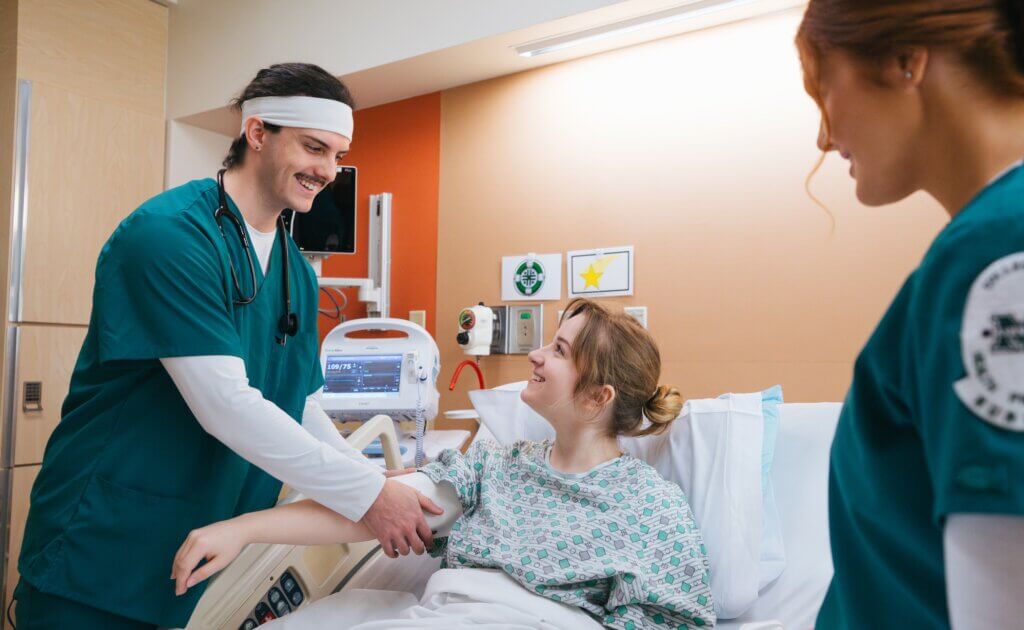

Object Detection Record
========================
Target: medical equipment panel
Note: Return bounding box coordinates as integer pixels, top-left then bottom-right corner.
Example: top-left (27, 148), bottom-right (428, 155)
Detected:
top-left (236, 569), bottom-right (305, 627)
top-left (319, 319), bottom-right (440, 424)
top-left (324, 354), bottom-right (403, 396)
top-left (488, 305), bottom-right (507, 355)
top-left (456, 303), bottom-right (496, 356)
top-left (457, 304), bottom-right (543, 355)
top-left (506, 304), bottom-right (543, 354)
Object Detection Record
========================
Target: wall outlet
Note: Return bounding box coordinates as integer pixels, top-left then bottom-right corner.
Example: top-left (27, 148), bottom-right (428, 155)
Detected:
top-left (409, 310), bottom-right (427, 328)
top-left (624, 306), bottom-right (648, 329)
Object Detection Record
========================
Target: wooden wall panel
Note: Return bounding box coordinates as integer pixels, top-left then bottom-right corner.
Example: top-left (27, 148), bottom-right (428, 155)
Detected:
top-left (4, 464), bottom-right (39, 617)
top-left (20, 82), bottom-right (164, 325)
top-left (17, 0), bottom-right (168, 116)
top-left (13, 325), bottom-right (86, 466)
top-left (2, 1), bottom-right (168, 620)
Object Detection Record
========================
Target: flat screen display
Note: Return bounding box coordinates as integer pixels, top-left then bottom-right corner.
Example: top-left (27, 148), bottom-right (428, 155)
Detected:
top-left (284, 166), bottom-right (356, 255)
top-left (324, 354), bottom-right (402, 397)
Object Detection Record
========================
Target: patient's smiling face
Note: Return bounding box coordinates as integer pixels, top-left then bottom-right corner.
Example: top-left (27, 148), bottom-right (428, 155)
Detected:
top-left (521, 314), bottom-right (586, 423)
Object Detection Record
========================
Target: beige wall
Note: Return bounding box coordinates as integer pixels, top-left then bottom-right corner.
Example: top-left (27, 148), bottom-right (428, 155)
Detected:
top-left (165, 120), bottom-right (231, 190)
top-left (437, 8), bottom-right (948, 411)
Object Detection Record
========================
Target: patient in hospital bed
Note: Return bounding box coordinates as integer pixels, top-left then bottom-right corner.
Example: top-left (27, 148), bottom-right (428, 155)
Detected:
top-left (172, 298), bottom-right (716, 629)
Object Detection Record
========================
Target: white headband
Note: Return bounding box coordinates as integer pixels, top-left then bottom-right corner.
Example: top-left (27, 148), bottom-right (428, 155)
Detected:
top-left (240, 95), bottom-right (354, 140)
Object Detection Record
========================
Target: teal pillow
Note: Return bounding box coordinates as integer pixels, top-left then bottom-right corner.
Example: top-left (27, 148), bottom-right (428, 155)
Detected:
top-left (760, 385), bottom-right (783, 494)
top-left (758, 385), bottom-right (786, 589)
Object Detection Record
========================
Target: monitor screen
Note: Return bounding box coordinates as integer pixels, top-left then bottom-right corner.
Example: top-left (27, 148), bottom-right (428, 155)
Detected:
top-left (324, 354), bottom-right (403, 397)
top-left (284, 166), bottom-right (356, 255)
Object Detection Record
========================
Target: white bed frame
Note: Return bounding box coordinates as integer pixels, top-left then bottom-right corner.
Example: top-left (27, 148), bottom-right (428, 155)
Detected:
top-left (182, 415), bottom-right (407, 630)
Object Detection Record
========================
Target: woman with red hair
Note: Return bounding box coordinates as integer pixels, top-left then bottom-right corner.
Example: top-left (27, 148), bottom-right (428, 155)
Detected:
top-left (796, 1), bottom-right (1024, 628)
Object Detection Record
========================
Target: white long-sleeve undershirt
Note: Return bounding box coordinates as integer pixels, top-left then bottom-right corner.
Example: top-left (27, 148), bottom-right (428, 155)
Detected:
top-left (944, 514), bottom-right (1024, 629)
top-left (161, 355), bottom-right (384, 522)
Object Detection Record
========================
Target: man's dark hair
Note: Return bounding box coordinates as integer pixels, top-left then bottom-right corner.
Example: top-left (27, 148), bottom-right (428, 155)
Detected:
top-left (223, 63), bottom-right (354, 169)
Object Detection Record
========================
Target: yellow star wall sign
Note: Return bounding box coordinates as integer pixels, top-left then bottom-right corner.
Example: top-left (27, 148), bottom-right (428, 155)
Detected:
top-left (568, 246), bottom-right (634, 297)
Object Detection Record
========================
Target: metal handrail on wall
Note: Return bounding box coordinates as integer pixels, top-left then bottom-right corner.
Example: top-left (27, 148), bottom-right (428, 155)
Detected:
top-left (1, 79), bottom-right (33, 627)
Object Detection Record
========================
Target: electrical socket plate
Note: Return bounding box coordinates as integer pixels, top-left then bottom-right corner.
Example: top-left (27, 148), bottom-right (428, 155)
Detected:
top-left (624, 306), bottom-right (648, 329)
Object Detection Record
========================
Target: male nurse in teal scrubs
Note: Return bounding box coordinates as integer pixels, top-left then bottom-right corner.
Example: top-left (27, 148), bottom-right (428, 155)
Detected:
top-left (12, 63), bottom-right (441, 629)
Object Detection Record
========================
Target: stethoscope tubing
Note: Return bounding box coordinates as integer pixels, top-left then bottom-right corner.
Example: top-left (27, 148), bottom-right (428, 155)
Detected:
top-left (215, 169), bottom-right (297, 344)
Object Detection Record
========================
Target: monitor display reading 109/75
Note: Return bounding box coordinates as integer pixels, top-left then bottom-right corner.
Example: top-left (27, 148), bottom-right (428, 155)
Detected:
top-left (324, 354), bottom-right (402, 397)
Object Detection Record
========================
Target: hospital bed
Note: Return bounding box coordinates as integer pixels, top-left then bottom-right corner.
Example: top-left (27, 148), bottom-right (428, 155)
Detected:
top-left (183, 401), bottom-right (841, 629)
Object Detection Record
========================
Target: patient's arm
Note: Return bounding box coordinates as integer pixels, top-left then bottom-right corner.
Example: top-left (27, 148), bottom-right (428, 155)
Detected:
top-left (172, 473), bottom-right (461, 596)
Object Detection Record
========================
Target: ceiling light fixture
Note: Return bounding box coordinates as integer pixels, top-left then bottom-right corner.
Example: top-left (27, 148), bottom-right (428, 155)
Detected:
top-left (514, 0), bottom-right (759, 57)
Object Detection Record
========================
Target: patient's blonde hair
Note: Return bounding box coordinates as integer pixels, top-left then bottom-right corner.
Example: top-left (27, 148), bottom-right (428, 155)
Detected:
top-left (561, 298), bottom-right (683, 437)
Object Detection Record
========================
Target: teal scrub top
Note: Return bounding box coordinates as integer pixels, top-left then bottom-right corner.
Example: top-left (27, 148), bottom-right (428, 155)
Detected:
top-left (17, 178), bottom-right (325, 627)
top-left (817, 164), bottom-right (1024, 629)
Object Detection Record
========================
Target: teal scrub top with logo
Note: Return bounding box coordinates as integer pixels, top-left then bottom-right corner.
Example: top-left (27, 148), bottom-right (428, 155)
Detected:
top-left (816, 164), bottom-right (1024, 629)
top-left (17, 178), bottom-right (324, 627)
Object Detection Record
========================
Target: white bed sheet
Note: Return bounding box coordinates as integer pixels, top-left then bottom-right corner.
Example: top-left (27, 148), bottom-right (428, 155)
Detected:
top-left (340, 547), bottom-right (442, 600)
top-left (266, 568), bottom-right (603, 629)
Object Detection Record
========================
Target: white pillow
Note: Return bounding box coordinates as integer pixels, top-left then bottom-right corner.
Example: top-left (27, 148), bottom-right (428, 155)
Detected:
top-left (620, 393), bottom-right (766, 619)
top-left (469, 382), bottom-right (554, 444)
top-left (469, 383), bottom-right (775, 619)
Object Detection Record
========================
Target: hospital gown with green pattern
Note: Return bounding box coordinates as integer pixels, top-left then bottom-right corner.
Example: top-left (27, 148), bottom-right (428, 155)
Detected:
top-left (419, 440), bottom-right (716, 629)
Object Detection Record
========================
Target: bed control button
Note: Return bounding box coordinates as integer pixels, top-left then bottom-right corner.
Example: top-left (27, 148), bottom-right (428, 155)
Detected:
top-left (254, 602), bottom-right (275, 624)
top-left (289, 589), bottom-right (304, 606)
top-left (240, 620), bottom-right (257, 630)
top-left (281, 574), bottom-right (298, 593)
top-left (269, 588), bottom-right (290, 614)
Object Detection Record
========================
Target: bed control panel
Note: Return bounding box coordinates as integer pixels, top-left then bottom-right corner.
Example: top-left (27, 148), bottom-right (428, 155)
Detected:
top-left (237, 569), bottom-right (306, 627)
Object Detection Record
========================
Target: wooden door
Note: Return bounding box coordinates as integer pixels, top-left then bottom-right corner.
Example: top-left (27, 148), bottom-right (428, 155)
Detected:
top-left (14, 0), bottom-right (168, 326)
top-left (12, 324), bottom-right (87, 466)
top-left (4, 464), bottom-right (40, 619)
top-left (18, 82), bottom-right (164, 325)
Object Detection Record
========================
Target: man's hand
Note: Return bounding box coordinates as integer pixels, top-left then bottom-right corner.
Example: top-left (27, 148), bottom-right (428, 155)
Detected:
top-left (361, 478), bottom-right (443, 558)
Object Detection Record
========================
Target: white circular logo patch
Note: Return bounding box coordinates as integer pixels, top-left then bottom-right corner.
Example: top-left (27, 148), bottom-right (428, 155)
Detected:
top-left (954, 252), bottom-right (1024, 430)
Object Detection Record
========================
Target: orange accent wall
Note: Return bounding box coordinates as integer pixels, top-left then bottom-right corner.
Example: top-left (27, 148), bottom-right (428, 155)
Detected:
top-left (317, 92), bottom-right (441, 341)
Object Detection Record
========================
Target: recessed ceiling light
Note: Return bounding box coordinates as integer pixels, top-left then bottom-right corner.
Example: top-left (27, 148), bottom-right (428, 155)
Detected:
top-left (514, 0), bottom-right (758, 57)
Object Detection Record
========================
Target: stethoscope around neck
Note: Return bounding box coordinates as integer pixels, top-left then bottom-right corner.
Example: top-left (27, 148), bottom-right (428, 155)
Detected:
top-left (215, 169), bottom-right (298, 345)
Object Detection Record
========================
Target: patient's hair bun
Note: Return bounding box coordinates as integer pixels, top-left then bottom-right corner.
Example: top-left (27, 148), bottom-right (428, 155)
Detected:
top-left (638, 385), bottom-right (683, 436)
top-left (560, 298), bottom-right (681, 438)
